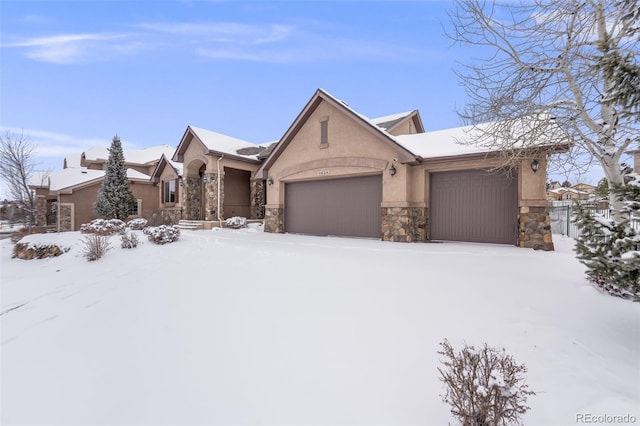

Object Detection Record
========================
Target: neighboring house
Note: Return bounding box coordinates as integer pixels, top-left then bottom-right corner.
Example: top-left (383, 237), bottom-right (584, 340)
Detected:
top-left (572, 183), bottom-right (596, 196)
top-left (547, 187), bottom-right (590, 202)
top-left (253, 88), bottom-right (567, 250)
top-left (32, 145), bottom-right (177, 231)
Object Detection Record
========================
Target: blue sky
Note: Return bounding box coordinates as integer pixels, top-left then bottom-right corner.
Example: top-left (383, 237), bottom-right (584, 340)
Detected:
top-left (0, 0), bottom-right (604, 194)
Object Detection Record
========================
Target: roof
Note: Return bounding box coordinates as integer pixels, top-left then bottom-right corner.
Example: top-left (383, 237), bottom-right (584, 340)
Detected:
top-left (173, 125), bottom-right (267, 163)
top-left (65, 145), bottom-right (176, 168)
top-left (393, 117), bottom-right (570, 160)
top-left (255, 88), bottom-right (420, 178)
top-left (32, 167), bottom-right (151, 192)
top-left (370, 110), bottom-right (424, 133)
top-left (548, 187), bottom-right (588, 195)
top-left (150, 154), bottom-right (183, 182)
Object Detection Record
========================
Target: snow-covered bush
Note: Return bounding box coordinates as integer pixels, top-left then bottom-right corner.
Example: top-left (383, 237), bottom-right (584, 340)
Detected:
top-left (574, 171), bottom-right (640, 301)
top-left (438, 339), bottom-right (535, 426)
top-left (12, 242), bottom-right (70, 260)
top-left (121, 232), bottom-right (139, 249)
top-left (225, 216), bottom-right (247, 229)
top-left (143, 225), bottom-right (180, 244)
top-left (127, 218), bottom-right (148, 230)
top-left (82, 235), bottom-right (111, 261)
top-left (80, 219), bottom-right (126, 236)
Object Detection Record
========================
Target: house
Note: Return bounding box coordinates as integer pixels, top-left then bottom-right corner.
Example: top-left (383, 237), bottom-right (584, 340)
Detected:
top-left (547, 186), bottom-right (590, 202)
top-left (572, 183), bottom-right (596, 196)
top-left (251, 88), bottom-right (568, 250)
top-left (32, 145), bottom-right (177, 231)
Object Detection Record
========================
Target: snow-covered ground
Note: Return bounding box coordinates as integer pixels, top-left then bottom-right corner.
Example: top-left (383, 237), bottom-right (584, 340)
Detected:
top-left (1, 227), bottom-right (638, 425)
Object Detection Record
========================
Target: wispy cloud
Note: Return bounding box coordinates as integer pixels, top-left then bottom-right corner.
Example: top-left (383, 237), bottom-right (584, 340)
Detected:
top-left (1, 127), bottom-right (117, 160)
top-left (135, 21), bottom-right (294, 44)
top-left (1, 33), bottom-right (134, 64)
top-left (2, 18), bottom-right (431, 65)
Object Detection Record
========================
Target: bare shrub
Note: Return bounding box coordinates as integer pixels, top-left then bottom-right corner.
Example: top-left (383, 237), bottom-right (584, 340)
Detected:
top-left (438, 339), bottom-right (535, 426)
top-left (120, 232), bottom-right (139, 249)
top-left (82, 235), bottom-right (111, 261)
top-left (126, 218), bottom-right (148, 230)
top-left (143, 225), bottom-right (180, 244)
top-left (13, 242), bottom-right (70, 259)
top-left (80, 219), bottom-right (126, 236)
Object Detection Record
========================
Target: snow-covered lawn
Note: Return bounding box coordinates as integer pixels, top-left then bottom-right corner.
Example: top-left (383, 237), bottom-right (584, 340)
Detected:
top-left (1, 227), bottom-right (638, 425)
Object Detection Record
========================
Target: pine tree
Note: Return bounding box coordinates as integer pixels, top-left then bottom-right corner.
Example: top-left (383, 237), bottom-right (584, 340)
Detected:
top-left (94, 135), bottom-right (137, 220)
top-left (573, 170), bottom-right (640, 301)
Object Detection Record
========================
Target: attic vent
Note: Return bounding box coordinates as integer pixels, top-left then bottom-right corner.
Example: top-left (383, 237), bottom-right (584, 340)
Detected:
top-left (340, 100), bottom-right (349, 107)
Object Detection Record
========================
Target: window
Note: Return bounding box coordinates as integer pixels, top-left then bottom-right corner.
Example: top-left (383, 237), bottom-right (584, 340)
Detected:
top-left (164, 180), bottom-right (176, 203)
top-left (320, 119), bottom-right (328, 145)
top-left (128, 199), bottom-right (141, 217)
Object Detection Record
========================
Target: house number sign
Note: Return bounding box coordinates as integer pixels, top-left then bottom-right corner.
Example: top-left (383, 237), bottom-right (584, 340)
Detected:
top-left (318, 169), bottom-right (330, 176)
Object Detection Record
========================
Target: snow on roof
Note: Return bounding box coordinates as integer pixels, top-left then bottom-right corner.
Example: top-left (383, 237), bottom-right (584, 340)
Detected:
top-left (370, 111), bottom-right (413, 126)
top-left (123, 145), bottom-right (176, 165)
top-left (37, 167), bottom-right (151, 192)
top-left (65, 145), bottom-right (175, 168)
top-left (394, 125), bottom-right (494, 158)
top-left (548, 187), bottom-right (588, 195)
top-left (189, 125), bottom-right (264, 160)
top-left (394, 117), bottom-right (568, 159)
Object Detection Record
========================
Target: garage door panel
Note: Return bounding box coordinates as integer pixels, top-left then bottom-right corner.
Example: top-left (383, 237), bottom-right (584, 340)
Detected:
top-left (285, 175), bottom-right (382, 238)
top-left (430, 169), bottom-right (517, 244)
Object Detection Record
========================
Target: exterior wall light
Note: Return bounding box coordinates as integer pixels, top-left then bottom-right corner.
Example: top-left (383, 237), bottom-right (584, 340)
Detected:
top-left (203, 175), bottom-right (212, 183)
top-left (531, 159), bottom-right (540, 173)
top-left (389, 164), bottom-right (397, 176)
top-left (267, 176), bottom-right (274, 186)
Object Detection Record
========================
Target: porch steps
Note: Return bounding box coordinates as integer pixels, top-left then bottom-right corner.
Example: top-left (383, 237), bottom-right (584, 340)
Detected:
top-left (177, 220), bottom-right (207, 230)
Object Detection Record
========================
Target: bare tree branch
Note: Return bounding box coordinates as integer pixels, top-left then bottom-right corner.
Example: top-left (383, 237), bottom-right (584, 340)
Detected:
top-left (0, 130), bottom-right (49, 229)
top-left (447, 0), bottom-right (640, 219)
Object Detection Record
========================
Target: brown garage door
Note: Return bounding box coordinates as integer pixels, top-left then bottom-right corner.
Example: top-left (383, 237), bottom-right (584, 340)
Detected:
top-left (285, 175), bottom-right (382, 238)
top-left (430, 169), bottom-right (518, 244)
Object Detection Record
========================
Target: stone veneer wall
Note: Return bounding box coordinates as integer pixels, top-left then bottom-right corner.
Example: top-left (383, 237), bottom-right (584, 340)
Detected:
top-left (58, 204), bottom-right (73, 232)
top-left (250, 179), bottom-right (266, 219)
top-left (518, 206), bottom-right (554, 251)
top-left (160, 208), bottom-right (182, 224)
top-left (203, 173), bottom-right (223, 220)
top-left (184, 176), bottom-right (202, 220)
top-left (264, 207), bottom-right (284, 233)
top-left (381, 207), bottom-right (428, 242)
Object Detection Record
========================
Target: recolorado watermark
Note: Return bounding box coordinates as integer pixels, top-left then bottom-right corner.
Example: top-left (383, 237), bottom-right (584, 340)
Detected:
top-left (576, 413), bottom-right (637, 424)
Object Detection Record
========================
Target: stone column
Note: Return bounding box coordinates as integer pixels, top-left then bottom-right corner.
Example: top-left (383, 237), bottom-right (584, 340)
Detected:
top-left (381, 206), bottom-right (427, 242)
top-left (58, 204), bottom-right (73, 232)
top-left (203, 173), bottom-right (223, 220)
top-left (264, 207), bottom-right (284, 233)
top-left (518, 206), bottom-right (554, 251)
top-left (184, 176), bottom-right (202, 220)
top-left (34, 195), bottom-right (47, 227)
top-left (250, 178), bottom-right (266, 219)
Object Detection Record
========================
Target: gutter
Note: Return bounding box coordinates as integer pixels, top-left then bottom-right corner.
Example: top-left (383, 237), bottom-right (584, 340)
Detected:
top-left (217, 155), bottom-right (224, 226)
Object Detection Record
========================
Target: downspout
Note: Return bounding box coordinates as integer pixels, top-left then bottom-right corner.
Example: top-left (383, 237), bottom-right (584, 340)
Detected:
top-left (217, 155), bottom-right (224, 226)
